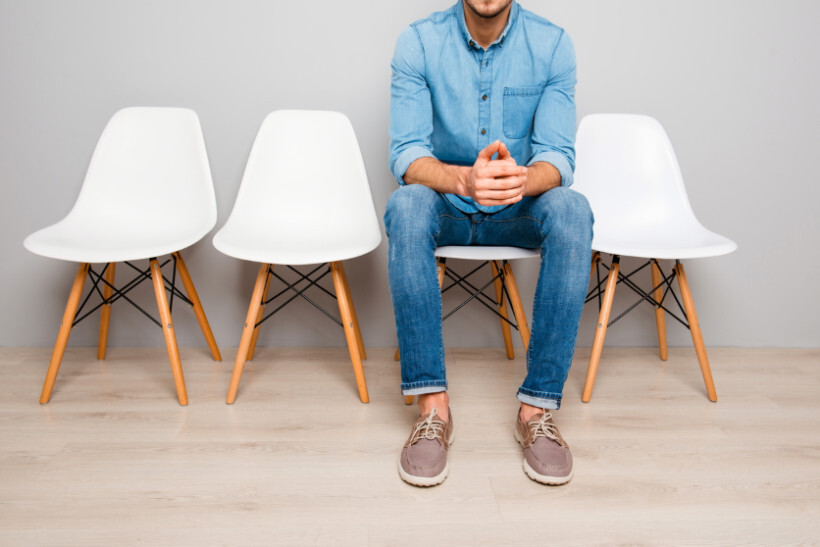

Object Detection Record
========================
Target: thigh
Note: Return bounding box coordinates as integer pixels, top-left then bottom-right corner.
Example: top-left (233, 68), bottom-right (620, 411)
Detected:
top-left (384, 184), bottom-right (473, 246)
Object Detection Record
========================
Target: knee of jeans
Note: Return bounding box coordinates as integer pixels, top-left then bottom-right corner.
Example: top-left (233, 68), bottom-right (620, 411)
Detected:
top-left (536, 187), bottom-right (594, 246)
top-left (384, 185), bottom-right (440, 238)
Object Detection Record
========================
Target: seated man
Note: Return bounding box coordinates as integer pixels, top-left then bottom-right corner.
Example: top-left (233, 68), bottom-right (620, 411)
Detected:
top-left (385, 0), bottom-right (593, 487)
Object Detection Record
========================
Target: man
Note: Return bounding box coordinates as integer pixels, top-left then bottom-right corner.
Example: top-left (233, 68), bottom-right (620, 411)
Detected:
top-left (385, 0), bottom-right (593, 487)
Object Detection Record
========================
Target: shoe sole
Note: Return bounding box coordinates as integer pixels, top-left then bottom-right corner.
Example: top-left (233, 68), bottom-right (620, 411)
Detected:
top-left (398, 429), bottom-right (454, 487)
top-left (399, 462), bottom-right (449, 487)
top-left (514, 428), bottom-right (573, 486)
top-left (522, 459), bottom-right (573, 486)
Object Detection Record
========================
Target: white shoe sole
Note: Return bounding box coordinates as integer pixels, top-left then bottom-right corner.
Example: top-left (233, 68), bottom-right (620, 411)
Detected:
top-left (399, 463), bottom-right (449, 487)
top-left (522, 459), bottom-right (573, 485)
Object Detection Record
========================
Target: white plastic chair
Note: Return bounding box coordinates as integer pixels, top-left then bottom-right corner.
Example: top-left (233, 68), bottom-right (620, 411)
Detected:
top-left (573, 113), bottom-right (737, 402)
top-left (213, 110), bottom-right (382, 404)
top-left (396, 245), bottom-right (538, 404)
top-left (23, 107), bottom-right (222, 405)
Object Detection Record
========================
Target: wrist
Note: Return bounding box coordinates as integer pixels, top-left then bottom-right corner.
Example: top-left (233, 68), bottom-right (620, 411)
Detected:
top-left (450, 165), bottom-right (470, 196)
top-left (524, 162), bottom-right (561, 196)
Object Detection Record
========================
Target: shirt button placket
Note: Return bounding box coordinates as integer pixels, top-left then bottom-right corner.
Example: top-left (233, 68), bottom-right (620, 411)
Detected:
top-left (478, 49), bottom-right (492, 147)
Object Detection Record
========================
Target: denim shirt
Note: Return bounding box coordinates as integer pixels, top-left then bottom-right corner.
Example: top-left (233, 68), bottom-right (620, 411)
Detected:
top-left (389, 1), bottom-right (577, 214)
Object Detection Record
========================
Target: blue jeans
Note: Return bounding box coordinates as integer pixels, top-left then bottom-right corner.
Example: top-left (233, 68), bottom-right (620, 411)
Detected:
top-left (384, 184), bottom-right (593, 409)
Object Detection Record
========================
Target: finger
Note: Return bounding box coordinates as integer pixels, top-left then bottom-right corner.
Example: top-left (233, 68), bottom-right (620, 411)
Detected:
top-left (472, 168), bottom-right (526, 189)
top-left (496, 141), bottom-right (511, 161)
top-left (475, 193), bottom-right (524, 206)
top-left (476, 140), bottom-right (502, 164)
top-left (481, 161), bottom-right (526, 178)
top-left (474, 177), bottom-right (526, 196)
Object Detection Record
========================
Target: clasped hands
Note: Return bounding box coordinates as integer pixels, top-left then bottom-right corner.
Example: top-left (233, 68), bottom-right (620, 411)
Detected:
top-left (462, 140), bottom-right (528, 206)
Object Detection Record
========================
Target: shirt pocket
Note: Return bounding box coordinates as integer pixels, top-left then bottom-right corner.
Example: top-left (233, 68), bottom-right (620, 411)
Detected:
top-left (503, 86), bottom-right (543, 139)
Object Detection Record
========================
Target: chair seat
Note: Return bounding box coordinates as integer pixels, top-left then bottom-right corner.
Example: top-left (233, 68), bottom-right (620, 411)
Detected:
top-left (24, 218), bottom-right (211, 263)
top-left (435, 245), bottom-right (540, 261)
top-left (591, 221), bottom-right (737, 260)
top-left (213, 223), bottom-right (381, 265)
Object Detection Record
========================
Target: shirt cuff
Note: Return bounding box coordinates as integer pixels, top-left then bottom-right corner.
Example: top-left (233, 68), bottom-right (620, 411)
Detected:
top-left (529, 151), bottom-right (574, 187)
top-left (391, 145), bottom-right (435, 185)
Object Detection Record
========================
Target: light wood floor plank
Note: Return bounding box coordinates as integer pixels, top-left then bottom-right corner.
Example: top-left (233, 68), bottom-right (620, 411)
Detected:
top-left (0, 346), bottom-right (818, 545)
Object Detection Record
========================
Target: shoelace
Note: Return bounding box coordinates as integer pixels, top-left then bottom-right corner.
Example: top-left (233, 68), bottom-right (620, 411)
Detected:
top-left (409, 407), bottom-right (446, 444)
top-left (528, 412), bottom-right (567, 447)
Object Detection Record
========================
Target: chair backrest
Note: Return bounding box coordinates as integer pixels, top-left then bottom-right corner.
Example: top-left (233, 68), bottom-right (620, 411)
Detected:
top-left (65, 107), bottom-right (217, 237)
top-left (219, 110), bottom-right (381, 263)
top-left (573, 114), bottom-right (699, 230)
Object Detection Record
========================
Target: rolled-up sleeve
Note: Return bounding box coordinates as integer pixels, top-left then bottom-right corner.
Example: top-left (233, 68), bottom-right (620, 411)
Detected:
top-left (389, 26), bottom-right (435, 185)
top-left (529, 30), bottom-right (577, 187)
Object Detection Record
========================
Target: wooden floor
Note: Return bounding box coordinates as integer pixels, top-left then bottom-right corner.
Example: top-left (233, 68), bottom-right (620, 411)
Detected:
top-left (0, 346), bottom-right (818, 546)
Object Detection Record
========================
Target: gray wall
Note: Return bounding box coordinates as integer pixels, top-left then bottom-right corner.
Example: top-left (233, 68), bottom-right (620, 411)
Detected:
top-left (1, 0), bottom-right (818, 349)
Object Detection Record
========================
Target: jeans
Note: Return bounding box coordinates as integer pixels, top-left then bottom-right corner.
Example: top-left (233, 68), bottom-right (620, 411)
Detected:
top-left (384, 184), bottom-right (593, 410)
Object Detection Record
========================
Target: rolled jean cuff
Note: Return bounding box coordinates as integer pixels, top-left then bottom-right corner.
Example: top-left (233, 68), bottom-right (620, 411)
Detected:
top-left (517, 389), bottom-right (562, 410)
top-left (402, 381), bottom-right (448, 396)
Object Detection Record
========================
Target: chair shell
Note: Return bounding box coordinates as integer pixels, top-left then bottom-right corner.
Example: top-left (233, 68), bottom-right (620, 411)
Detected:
top-left (573, 114), bottom-right (736, 260)
top-left (213, 110), bottom-right (381, 265)
top-left (435, 246), bottom-right (540, 261)
top-left (24, 107), bottom-right (217, 263)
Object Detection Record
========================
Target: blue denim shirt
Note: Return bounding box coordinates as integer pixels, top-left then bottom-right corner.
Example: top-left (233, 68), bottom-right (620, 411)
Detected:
top-left (389, 1), bottom-right (577, 214)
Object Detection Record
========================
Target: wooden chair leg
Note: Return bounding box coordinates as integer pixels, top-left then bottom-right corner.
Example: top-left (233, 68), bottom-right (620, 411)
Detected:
top-left (172, 251), bottom-right (221, 362)
top-left (491, 261), bottom-right (515, 359)
top-left (247, 266), bottom-right (272, 361)
top-left (651, 260), bottom-right (668, 361)
top-left (40, 263), bottom-right (89, 404)
top-left (330, 262), bottom-right (369, 403)
top-left (336, 261), bottom-right (367, 361)
top-left (589, 251), bottom-right (601, 287)
top-left (150, 259), bottom-right (187, 406)
top-left (226, 263), bottom-right (270, 404)
top-left (437, 260), bottom-right (447, 287)
top-left (97, 263), bottom-right (116, 360)
top-left (675, 262), bottom-right (718, 402)
top-left (502, 261), bottom-right (530, 351)
top-left (582, 256), bottom-right (620, 403)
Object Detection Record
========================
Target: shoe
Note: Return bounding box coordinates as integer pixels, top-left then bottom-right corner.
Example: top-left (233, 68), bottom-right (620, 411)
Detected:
top-left (514, 411), bottom-right (573, 485)
top-left (399, 407), bottom-right (454, 487)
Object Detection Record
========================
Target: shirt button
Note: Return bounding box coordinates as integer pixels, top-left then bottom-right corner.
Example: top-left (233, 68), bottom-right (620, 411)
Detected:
top-left (481, 129), bottom-right (486, 135)
top-left (469, 40), bottom-right (475, 48)
top-left (482, 95), bottom-right (487, 101)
